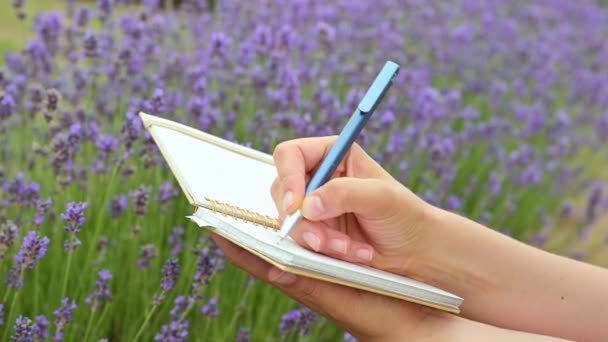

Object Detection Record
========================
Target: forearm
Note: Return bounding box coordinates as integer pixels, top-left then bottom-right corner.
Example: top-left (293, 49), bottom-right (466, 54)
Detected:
top-left (414, 209), bottom-right (608, 341)
top-left (408, 309), bottom-right (571, 342)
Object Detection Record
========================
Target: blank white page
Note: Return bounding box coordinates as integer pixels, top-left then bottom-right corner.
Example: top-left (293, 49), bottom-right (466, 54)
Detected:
top-left (142, 113), bottom-right (278, 218)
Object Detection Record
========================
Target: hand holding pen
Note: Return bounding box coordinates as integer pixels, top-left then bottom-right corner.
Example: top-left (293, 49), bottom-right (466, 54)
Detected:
top-left (277, 61), bottom-right (400, 242)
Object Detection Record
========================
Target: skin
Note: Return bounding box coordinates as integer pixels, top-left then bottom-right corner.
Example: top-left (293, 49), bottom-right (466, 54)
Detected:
top-left (210, 136), bottom-right (608, 341)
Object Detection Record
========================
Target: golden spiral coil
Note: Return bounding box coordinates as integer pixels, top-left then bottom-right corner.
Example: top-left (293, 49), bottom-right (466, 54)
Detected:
top-left (205, 197), bottom-right (279, 231)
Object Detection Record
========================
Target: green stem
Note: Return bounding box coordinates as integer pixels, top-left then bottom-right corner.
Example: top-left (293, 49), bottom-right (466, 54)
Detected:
top-left (82, 309), bottom-right (97, 342)
top-left (2, 291), bottom-right (19, 342)
top-left (91, 303), bottom-right (111, 340)
top-left (132, 300), bottom-right (161, 342)
top-left (83, 166), bottom-right (119, 276)
top-left (33, 266), bottom-right (39, 315)
top-left (61, 236), bottom-right (74, 299)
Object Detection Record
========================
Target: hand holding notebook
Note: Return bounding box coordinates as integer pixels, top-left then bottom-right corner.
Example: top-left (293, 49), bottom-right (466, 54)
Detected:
top-left (139, 109), bottom-right (463, 313)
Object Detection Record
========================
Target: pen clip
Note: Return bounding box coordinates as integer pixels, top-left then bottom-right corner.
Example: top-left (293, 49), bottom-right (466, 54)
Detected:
top-left (357, 61), bottom-right (400, 114)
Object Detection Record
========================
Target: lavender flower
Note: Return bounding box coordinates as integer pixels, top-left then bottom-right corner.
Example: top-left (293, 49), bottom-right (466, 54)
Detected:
top-left (158, 182), bottom-right (179, 204)
top-left (168, 226), bottom-right (185, 256)
top-left (7, 230), bottom-right (50, 288)
top-left (154, 320), bottom-right (189, 342)
top-left (191, 248), bottom-right (218, 299)
top-left (155, 296), bottom-right (192, 341)
top-left (44, 89), bottom-right (60, 121)
top-left (279, 307), bottom-right (316, 337)
top-left (0, 304), bottom-right (4, 325)
top-left (201, 297), bottom-right (219, 318)
top-left (137, 244), bottom-right (157, 269)
top-left (34, 315), bottom-right (49, 340)
top-left (0, 94), bottom-right (16, 121)
top-left (61, 201), bottom-right (87, 234)
top-left (235, 328), bottom-right (250, 342)
top-left (0, 221), bottom-right (19, 252)
top-left (160, 257), bottom-right (180, 292)
top-left (54, 298), bottom-right (77, 341)
top-left (130, 185), bottom-right (151, 216)
top-left (86, 270), bottom-right (112, 311)
top-left (34, 197), bottom-right (53, 226)
top-left (61, 201), bottom-right (87, 251)
top-left (11, 315), bottom-right (35, 342)
top-left (109, 194), bottom-right (128, 219)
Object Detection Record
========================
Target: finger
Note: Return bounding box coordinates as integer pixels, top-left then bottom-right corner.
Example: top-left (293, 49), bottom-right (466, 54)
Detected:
top-left (302, 177), bottom-right (411, 221)
top-left (272, 137), bottom-right (386, 213)
top-left (270, 177), bottom-right (285, 219)
top-left (289, 220), bottom-right (375, 264)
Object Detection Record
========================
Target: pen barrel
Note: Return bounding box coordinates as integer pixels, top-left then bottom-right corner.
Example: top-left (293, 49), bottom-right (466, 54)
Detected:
top-left (305, 109), bottom-right (369, 195)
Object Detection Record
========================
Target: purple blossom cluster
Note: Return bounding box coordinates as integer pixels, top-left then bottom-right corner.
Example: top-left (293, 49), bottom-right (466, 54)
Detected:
top-left (85, 270), bottom-right (112, 311)
top-left (10, 315), bottom-right (49, 342)
top-left (61, 201), bottom-right (88, 251)
top-left (160, 257), bottom-right (180, 292)
top-left (54, 297), bottom-right (77, 341)
top-left (279, 307), bottom-right (316, 337)
top-left (0, 221), bottom-right (19, 259)
top-left (201, 296), bottom-right (219, 318)
top-left (7, 230), bottom-right (50, 289)
top-left (235, 327), bottom-right (250, 342)
top-left (155, 295), bottom-right (192, 342)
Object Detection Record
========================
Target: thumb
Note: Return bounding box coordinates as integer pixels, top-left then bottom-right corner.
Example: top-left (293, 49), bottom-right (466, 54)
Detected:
top-left (301, 177), bottom-right (405, 221)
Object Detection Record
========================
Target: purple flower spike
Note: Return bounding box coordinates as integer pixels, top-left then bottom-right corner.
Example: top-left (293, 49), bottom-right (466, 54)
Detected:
top-left (34, 197), bottom-right (53, 226)
top-left (137, 244), bottom-right (157, 269)
top-left (154, 320), bottom-right (189, 342)
top-left (168, 226), bottom-right (185, 256)
top-left (160, 257), bottom-right (180, 292)
top-left (54, 297), bottom-right (77, 341)
top-left (159, 182), bottom-right (179, 204)
top-left (61, 201), bottom-right (88, 235)
top-left (109, 194), bottom-right (128, 219)
top-left (34, 315), bottom-right (49, 340)
top-left (0, 94), bottom-right (16, 121)
top-left (12, 315), bottom-right (35, 342)
top-left (235, 328), bottom-right (250, 342)
top-left (0, 304), bottom-right (4, 325)
top-left (279, 307), bottom-right (316, 337)
top-left (0, 221), bottom-right (19, 252)
top-left (14, 230), bottom-right (50, 270)
top-left (86, 270), bottom-right (112, 311)
top-left (130, 185), bottom-right (151, 216)
top-left (201, 297), bottom-right (219, 318)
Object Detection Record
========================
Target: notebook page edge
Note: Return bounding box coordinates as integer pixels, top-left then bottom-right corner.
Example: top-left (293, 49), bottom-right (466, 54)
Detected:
top-left (139, 112), bottom-right (274, 165)
top-left (189, 208), bottom-right (462, 313)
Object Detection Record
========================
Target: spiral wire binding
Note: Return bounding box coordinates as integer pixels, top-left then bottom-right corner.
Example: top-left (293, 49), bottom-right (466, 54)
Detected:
top-left (205, 197), bottom-right (279, 231)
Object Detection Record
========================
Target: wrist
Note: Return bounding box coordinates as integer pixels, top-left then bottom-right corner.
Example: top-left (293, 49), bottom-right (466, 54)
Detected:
top-left (404, 207), bottom-right (502, 303)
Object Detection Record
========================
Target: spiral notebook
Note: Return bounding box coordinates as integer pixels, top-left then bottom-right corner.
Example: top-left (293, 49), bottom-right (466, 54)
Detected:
top-left (139, 112), bottom-right (463, 313)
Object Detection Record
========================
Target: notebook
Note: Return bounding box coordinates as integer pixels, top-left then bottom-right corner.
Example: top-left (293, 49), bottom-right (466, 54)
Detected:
top-left (139, 112), bottom-right (463, 313)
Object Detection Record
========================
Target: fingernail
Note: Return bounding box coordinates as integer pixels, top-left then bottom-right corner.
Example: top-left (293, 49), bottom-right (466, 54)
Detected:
top-left (303, 232), bottom-right (321, 252)
top-left (303, 195), bottom-right (324, 218)
top-left (270, 270), bottom-right (297, 285)
top-left (328, 238), bottom-right (347, 254)
top-left (355, 247), bottom-right (373, 261)
top-left (283, 191), bottom-right (294, 211)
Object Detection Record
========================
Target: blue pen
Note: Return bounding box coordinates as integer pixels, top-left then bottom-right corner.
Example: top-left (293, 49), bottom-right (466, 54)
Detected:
top-left (278, 60), bottom-right (400, 241)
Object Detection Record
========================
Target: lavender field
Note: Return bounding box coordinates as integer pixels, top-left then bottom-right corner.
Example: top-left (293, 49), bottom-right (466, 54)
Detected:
top-left (1, 0), bottom-right (607, 341)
